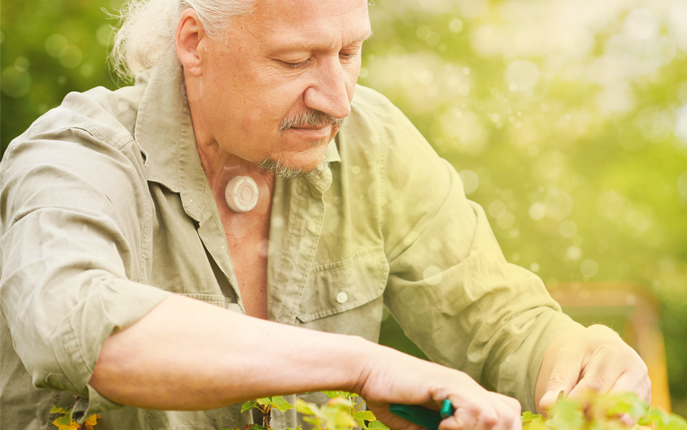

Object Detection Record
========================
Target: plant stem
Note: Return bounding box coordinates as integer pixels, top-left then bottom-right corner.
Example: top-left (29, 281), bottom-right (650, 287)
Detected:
top-left (263, 405), bottom-right (271, 430)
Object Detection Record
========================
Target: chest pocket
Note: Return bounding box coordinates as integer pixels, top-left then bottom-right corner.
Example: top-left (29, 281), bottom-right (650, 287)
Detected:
top-left (295, 247), bottom-right (389, 341)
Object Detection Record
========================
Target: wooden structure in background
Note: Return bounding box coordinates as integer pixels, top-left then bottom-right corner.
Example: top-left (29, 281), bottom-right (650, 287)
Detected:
top-left (548, 282), bottom-right (671, 412)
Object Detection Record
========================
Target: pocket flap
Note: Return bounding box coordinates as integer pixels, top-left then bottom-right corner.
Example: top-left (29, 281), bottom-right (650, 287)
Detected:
top-left (296, 247), bottom-right (389, 323)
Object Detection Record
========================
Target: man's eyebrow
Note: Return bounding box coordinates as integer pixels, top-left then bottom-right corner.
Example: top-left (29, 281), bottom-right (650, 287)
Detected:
top-left (269, 29), bottom-right (374, 54)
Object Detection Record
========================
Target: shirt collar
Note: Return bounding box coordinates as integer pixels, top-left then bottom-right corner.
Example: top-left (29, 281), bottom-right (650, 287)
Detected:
top-left (133, 52), bottom-right (341, 218)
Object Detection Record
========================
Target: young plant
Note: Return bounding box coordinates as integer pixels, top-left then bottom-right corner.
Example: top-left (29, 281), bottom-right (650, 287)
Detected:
top-left (522, 391), bottom-right (687, 430)
top-left (224, 396), bottom-right (298, 430)
top-left (297, 391), bottom-right (388, 430)
top-left (227, 392), bottom-right (388, 430)
top-left (50, 406), bottom-right (100, 430)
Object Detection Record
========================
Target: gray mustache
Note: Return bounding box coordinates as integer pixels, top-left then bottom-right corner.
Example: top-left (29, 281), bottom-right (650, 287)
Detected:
top-left (278, 110), bottom-right (345, 135)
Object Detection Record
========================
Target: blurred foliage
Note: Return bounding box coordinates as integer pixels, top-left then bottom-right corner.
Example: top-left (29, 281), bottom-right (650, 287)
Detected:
top-left (3, 0), bottom-right (687, 415)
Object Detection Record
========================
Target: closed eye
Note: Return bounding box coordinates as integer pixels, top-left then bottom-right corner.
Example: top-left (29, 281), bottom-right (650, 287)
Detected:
top-left (283, 59), bottom-right (310, 68)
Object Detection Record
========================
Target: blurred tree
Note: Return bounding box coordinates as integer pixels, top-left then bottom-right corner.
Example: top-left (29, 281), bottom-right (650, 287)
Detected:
top-left (1, 0), bottom-right (125, 153)
top-left (3, 0), bottom-right (687, 415)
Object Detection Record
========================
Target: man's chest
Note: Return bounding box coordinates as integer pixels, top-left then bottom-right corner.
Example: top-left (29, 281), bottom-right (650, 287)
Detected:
top-left (144, 177), bottom-right (387, 338)
top-left (220, 208), bottom-right (271, 319)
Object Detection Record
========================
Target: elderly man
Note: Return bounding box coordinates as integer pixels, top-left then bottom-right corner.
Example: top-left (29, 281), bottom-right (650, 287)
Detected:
top-left (0, 0), bottom-right (650, 429)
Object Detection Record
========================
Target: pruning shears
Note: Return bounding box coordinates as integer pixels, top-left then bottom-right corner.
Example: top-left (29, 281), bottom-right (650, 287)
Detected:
top-left (390, 399), bottom-right (455, 430)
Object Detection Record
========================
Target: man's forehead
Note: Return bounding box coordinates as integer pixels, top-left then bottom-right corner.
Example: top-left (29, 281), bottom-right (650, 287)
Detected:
top-left (243, 0), bottom-right (371, 47)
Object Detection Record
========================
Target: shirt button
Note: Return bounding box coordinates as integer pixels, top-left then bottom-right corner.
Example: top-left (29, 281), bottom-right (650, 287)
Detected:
top-left (336, 291), bottom-right (348, 304)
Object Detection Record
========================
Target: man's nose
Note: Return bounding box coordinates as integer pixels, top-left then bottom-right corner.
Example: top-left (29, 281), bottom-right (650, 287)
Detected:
top-left (303, 56), bottom-right (352, 120)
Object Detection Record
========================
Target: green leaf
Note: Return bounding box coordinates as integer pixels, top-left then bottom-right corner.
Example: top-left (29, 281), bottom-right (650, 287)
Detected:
top-left (256, 398), bottom-right (271, 406)
top-left (240, 424), bottom-right (267, 430)
top-left (522, 411), bottom-right (545, 424)
top-left (52, 415), bottom-right (73, 425)
top-left (368, 420), bottom-right (390, 430)
top-left (323, 407), bottom-right (357, 430)
top-left (547, 398), bottom-right (585, 430)
top-left (270, 396), bottom-right (295, 412)
top-left (284, 426), bottom-right (303, 430)
top-left (663, 413), bottom-right (687, 430)
top-left (323, 391), bottom-right (358, 399)
top-left (303, 416), bottom-right (321, 427)
top-left (50, 406), bottom-right (71, 415)
top-left (296, 399), bottom-right (319, 416)
top-left (354, 411), bottom-right (376, 421)
top-left (605, 392), bottom-right (649, 419)
top-left (241, 400), bottom-right (259, 413)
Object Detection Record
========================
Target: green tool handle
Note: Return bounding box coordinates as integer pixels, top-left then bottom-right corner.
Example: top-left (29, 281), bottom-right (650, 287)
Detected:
top-left (389, 399), bottom-right (455, 430)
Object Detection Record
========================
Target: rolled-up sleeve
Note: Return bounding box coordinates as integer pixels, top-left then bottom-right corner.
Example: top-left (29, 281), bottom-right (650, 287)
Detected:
top-left (0, 123), bottom-right (172, 418)
top-left (376, 97), bottom-right (582, 411)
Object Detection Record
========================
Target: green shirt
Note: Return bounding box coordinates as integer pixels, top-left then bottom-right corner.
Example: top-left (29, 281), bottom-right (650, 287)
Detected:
top-left (0, 53), bottom-right (580, 429)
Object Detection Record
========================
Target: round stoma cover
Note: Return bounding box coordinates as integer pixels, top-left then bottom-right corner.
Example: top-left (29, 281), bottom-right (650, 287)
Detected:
top-left (224, 176), bottom-right (259, 213)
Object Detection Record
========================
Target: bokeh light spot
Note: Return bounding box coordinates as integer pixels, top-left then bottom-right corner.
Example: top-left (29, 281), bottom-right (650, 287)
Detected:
top-left (529, 202), bottom-right (546, 220)
top-left (675, 104), bottom-right (687, 143)
top-left (560, 220), bottom-right (578, 238)
top-left (45, 34), bottom-right (68, 58)
top-left (458, 169), bottom-right (479, 194)
top-left (59, 45), bottom-right (83, 69)
top-left (14, 57), bottom-right (29, 72)
top-left (449, 19), bottom-right (464, 33)
top-left (497, 211), bottom-right (515, 229)
top-left (96, 24), bottom-right (111, 47)
top-left (1, 67), bottom-right (32, 98)
top-left (505, 60), bottom-right (541, 93)
top-left (80, 64), bottom-right (94, 78)
top-left (566, 246), bottom-right (582, 260)
top-left (676, 171), bottom-right (687, 200)
top-left (580, 259), bottom-right (599, 277)
top-left (416, 25), bottom-right (431, 40)
top-left (622, 8), bottom-right (661, 40)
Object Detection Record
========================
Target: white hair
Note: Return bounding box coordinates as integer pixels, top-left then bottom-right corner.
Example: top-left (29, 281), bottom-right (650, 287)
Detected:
top-left (110, 0), bottom-right (255, 80)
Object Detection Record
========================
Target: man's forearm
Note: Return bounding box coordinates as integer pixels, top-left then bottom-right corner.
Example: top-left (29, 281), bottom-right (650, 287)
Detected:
top-left (90, 294), bottom-right (370, 410)
top-left (92, 295), bottom-right (530, 430)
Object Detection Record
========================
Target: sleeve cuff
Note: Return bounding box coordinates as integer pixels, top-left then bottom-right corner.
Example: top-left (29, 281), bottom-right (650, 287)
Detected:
top-left (48, 277), bottom-right (173, 407)
top-left (497, 310), bottom-right (584, 412)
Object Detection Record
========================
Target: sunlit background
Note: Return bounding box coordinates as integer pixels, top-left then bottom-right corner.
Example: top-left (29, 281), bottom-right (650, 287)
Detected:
top-left (3, 0), bottom-right (687, 414)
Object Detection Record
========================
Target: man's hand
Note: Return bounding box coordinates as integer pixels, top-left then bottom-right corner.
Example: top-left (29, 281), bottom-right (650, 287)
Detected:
top-left (535, 324), bottom-right (651, 414)
top-left (357, 346), bottom-right (522, 430)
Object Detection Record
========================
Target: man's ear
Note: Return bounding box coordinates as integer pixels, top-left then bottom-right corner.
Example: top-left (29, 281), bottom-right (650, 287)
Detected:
top-left (175, 8), bottom-right (206, 76)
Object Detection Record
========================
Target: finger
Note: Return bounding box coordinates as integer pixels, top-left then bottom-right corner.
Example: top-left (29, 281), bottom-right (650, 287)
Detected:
top-left (487, 395), bottom-right (520, 430)
top-left (472, 402), bottom-right (500, 430)
top-left (493, 393), bottom-right (522, 417)
top-left (610, 370), bottom-right (652, 404)
top-left (540, 349), bottom-right (585, 410)
top-left (618, 413), bottom-right (637, 427)
top-left (509, 411), bottom-right (522, 430)
top-left (442, 400), bottom-right (481, 430)
top-left (439, 413), bottom-right (469, 430)
top-left (568, 353), bottom-right (616, 401)
top-left (445, 398), bottom-right (499, 430)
